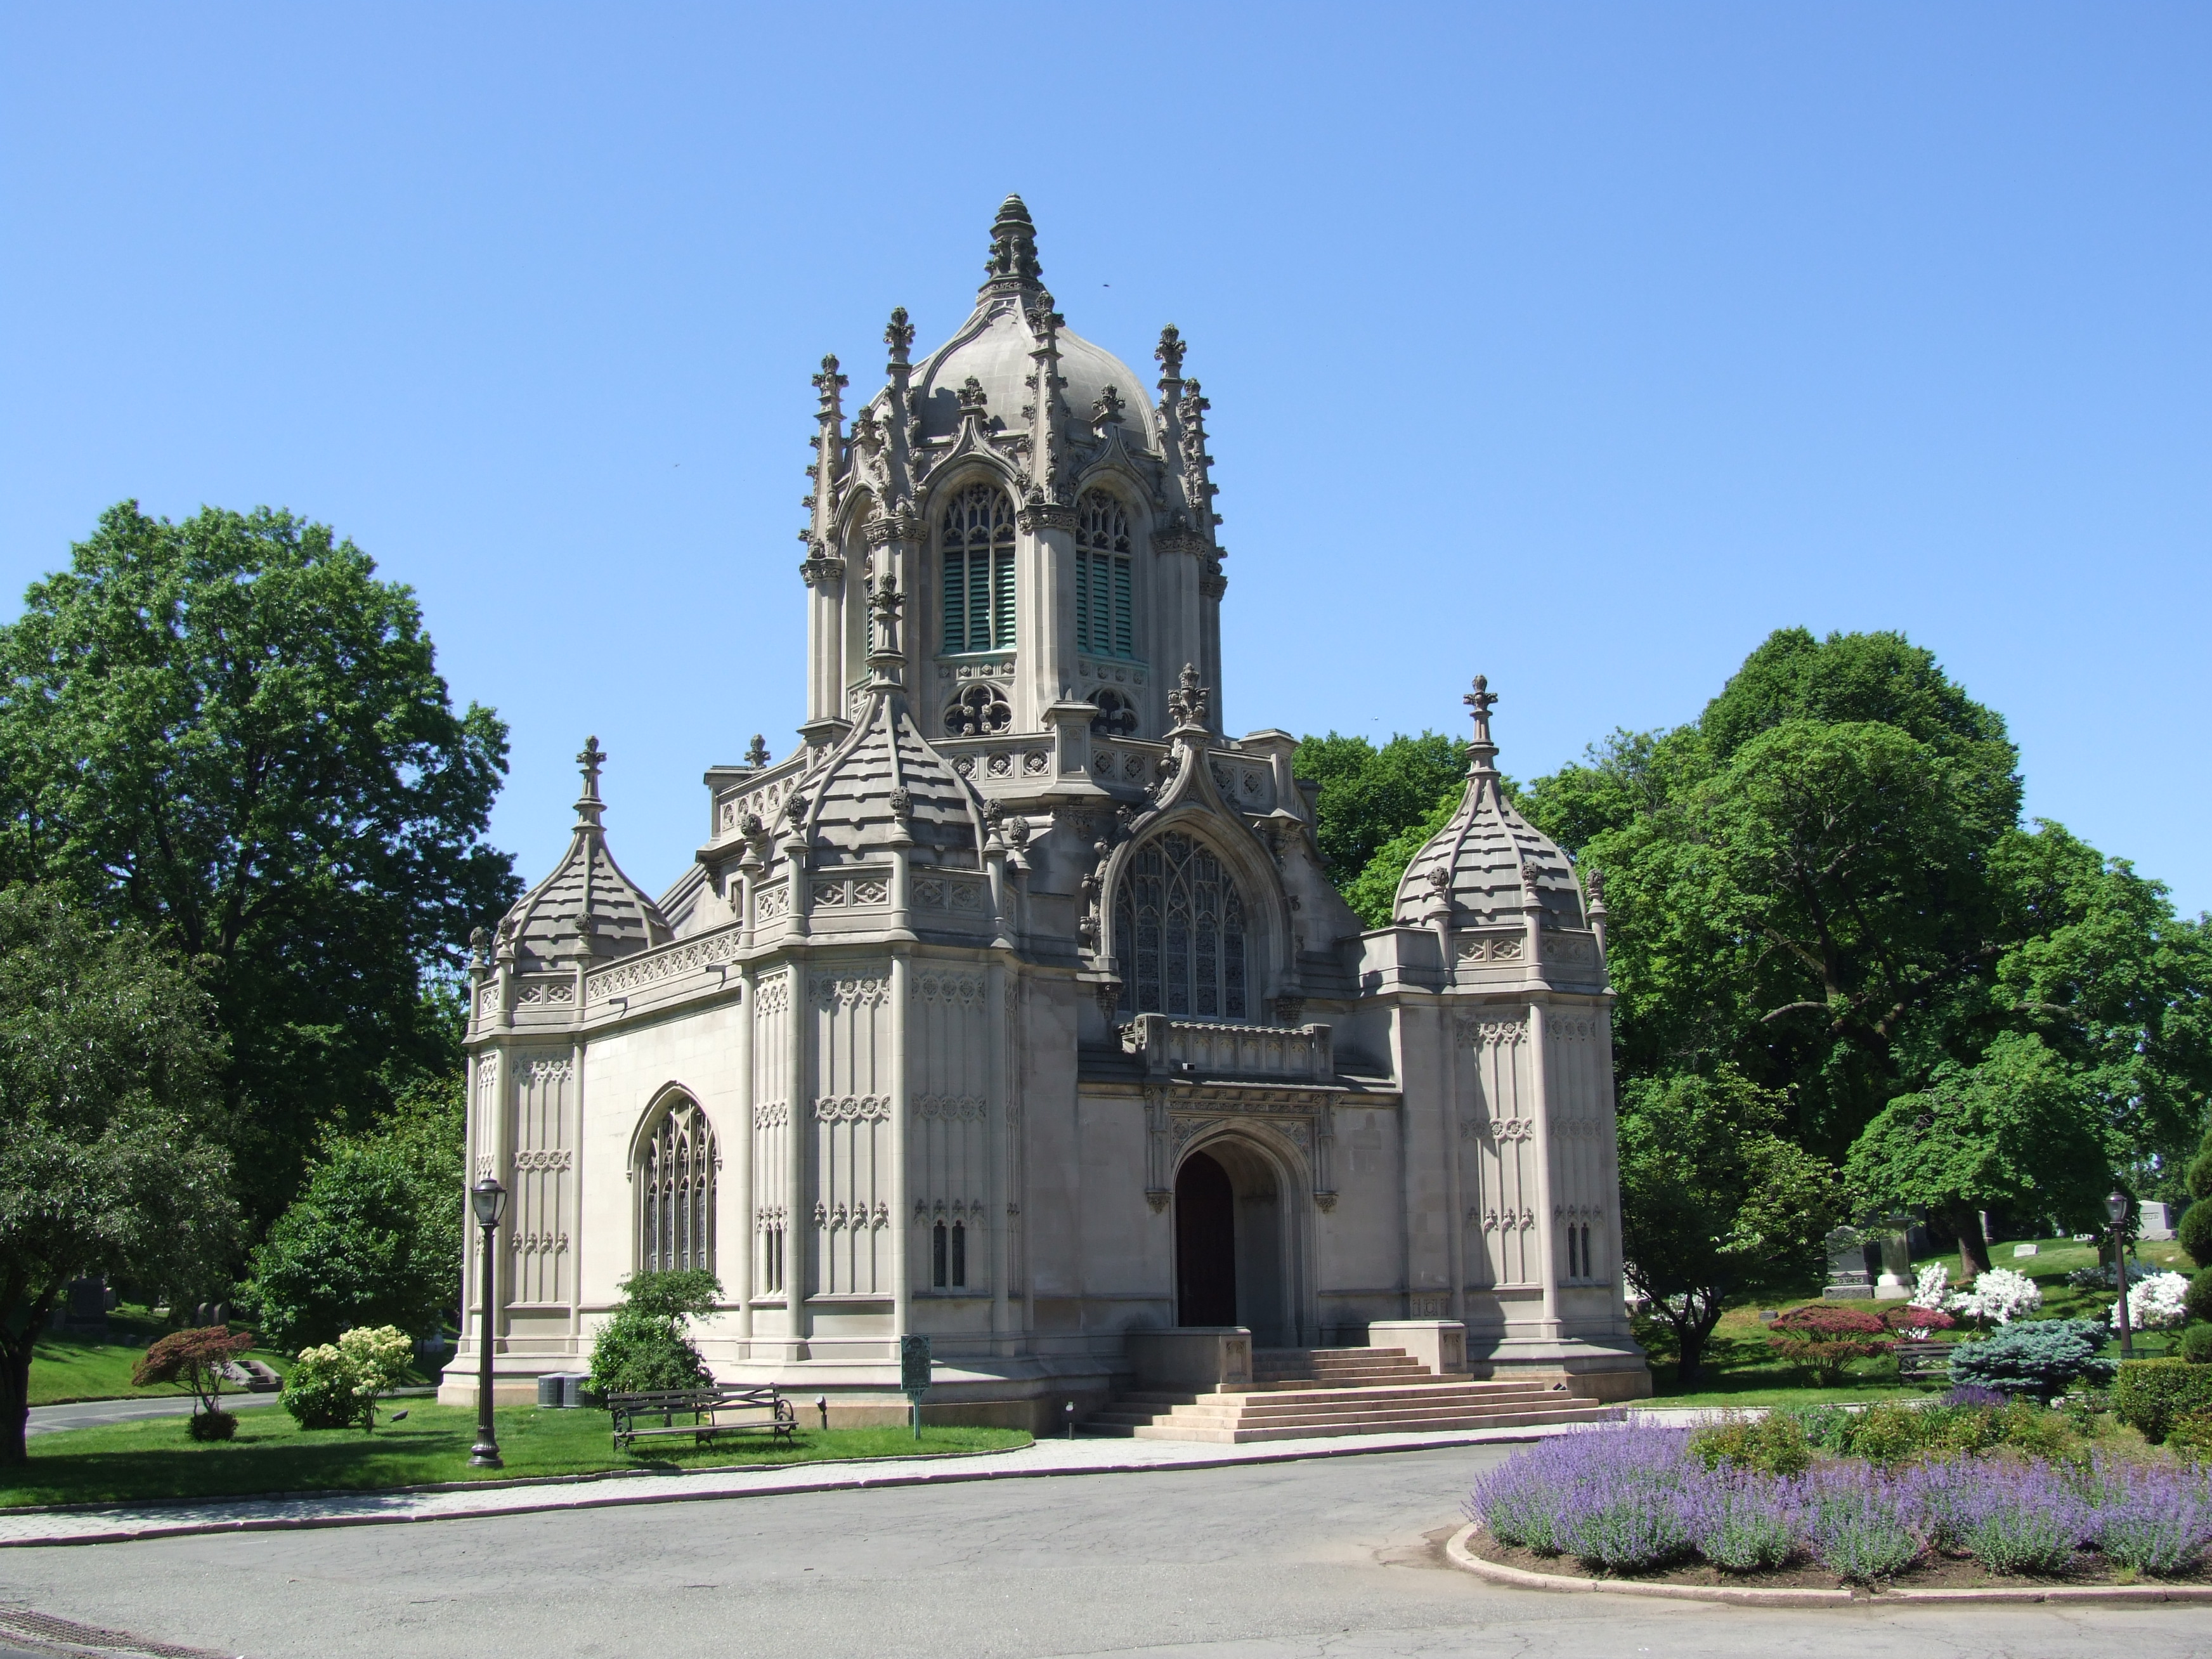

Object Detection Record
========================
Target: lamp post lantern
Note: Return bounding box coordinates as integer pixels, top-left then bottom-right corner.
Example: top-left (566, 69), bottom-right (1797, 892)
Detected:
top-left (2108, 1189), bottom-right (2134, 1360)
top-left (471, 1176), bottom-right (508, 1467)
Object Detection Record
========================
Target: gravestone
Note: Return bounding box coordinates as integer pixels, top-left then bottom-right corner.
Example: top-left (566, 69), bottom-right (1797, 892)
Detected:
top-left (2013, 1243), bottom-right (2040, 1258)
top-left (2139, 1202), bottom-right (2176, 1241)
top-left (64, 1276), bottom-right (109, 1334)
top-left (1874, 1218), bottom-right (1913, 1299)
top-left (1821, 1228), bottom-right (1873, 1299)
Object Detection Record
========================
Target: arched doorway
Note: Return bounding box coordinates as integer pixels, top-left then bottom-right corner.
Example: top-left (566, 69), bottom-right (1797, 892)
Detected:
top-left (1175, 1151), bottom-right (1237, 1325)
top-left (1174, 1139), bottom-right (1296, 1344)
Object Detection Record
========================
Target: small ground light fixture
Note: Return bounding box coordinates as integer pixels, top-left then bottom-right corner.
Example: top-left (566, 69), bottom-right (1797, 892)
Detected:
top-left (816, 1395), bottom-right (828, 1431)
top-left (1065, 1400), bottom-right (1075, 1439)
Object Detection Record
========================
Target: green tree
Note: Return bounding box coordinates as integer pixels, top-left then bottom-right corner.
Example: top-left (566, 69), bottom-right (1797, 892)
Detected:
top-left (244, 1083), bottom-right (464, 1354)
top-left (0, 503), bottom-right (520, 1227)
top-left (1846, 1032), bottom-right (2116, 1277)
top-left (1618, 1067), bottom-right (1839, 1386)
top-left (0, 887), bottom-right (237, 1466)
top-left (588, 1270), bottom-right (721, 1396)
top-left (1341, 788), bottom-right (1459, 928)
top-left (1292, 731), bottom-right (1464, 883)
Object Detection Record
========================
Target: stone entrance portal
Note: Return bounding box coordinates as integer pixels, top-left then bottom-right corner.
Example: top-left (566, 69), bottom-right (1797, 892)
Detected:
top-left (1174, 1150), bottom-right (1237, 1325)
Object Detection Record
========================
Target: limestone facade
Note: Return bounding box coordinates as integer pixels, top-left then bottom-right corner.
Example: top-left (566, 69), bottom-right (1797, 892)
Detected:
top-left (445, 198), bottom-right (1649, 1421)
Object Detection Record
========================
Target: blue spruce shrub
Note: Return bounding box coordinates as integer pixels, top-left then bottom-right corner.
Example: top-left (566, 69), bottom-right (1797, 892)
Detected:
top-left (1947, 1319), bottom-right (2115, 1402)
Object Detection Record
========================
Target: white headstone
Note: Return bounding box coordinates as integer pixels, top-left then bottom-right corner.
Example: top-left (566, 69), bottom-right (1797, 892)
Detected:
top-left (2013, 1243), bottom-right (2039, 1258)
top-left (2139, 1202), bottom-right (2176, 1241)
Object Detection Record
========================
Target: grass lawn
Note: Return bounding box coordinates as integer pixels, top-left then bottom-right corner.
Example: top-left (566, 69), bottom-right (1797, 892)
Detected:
top-left (3, 1403), bottom-right (1032, 1509)
top-left (29, 1309), bottom-right (294, 1407)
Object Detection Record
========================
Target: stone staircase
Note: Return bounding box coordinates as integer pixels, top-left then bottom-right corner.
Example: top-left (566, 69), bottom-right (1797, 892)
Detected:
top-left (1083, 1345), bottom-right (1620, 1443)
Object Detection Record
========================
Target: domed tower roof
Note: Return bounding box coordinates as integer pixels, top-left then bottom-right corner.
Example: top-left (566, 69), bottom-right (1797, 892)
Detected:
top-left (905, 198), bottom-right (1159, 452)
top-left (500, 738), bottom-right (671, 971)
top-left (797, 575), bottom-right (987, 869)
top-left (1393, 677), bottom-right (1589, 931)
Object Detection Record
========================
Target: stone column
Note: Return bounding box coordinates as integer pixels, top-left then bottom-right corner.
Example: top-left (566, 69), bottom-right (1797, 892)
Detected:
top-left (1527, 1001), bottom-right (1563, 1337)
top-left (1017, 502), bottom-right (1076, 732)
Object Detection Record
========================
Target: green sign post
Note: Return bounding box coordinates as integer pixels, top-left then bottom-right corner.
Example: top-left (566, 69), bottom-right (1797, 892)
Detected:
top-left (900, 1333), bottom-right (932, 1440)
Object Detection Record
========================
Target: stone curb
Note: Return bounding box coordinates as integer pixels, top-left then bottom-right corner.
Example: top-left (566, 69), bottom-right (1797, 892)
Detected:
top-left (1444, 1524), bottom-right (1852, 1604)
top-left (1443, 1523), bottom-right (2212, 1607)
top-left (1, 1427), bottom-right (1558, 1549)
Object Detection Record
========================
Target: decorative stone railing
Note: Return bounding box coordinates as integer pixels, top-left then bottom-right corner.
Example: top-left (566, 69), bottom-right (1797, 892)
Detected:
top-left (713, 754), bottom-right (809, 840)
top-left (1120, 1013), bottom-right (1334, 1084)
top-left (938, 734), bottom-right (1057, 784)
top-left (582, 925), bottom-right (739, 1005)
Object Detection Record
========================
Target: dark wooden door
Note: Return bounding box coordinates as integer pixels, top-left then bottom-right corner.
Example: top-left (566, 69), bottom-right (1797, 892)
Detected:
top-left (1175, 1151), bottom-right (1237, 1327)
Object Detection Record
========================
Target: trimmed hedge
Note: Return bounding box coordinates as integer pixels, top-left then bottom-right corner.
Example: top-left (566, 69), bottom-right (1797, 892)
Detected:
top-left (2185, 1268), bottom-right (2212, 1327)
top-left (2113, 1358), bottom-right (2212, 1443)
top-left (2180, 1201), bottom-right (2212, 1270)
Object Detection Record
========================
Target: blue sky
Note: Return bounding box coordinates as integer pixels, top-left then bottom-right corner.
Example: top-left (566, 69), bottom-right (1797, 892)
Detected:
top-left (4, 5), bottom-right (2207, 914)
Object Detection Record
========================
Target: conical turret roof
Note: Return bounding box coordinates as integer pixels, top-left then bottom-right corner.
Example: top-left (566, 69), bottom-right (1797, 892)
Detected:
top-left (499, 738), bottom-right (670, 970)
top-left (1393, 677), bottom-right (1588, 930)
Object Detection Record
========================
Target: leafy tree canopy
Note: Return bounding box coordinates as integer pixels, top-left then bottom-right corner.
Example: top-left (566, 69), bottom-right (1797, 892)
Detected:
top-left (1617, 1066), bottom-right (1839, 1386)
top-left (0, 502), bottom-right (520, 1226)
top-left (1291, 731), bottom-right (1464, 883)
top-left (244, 1079), bottom-right (465, 1355)
top-left (1845, 1031), bottom-right (2114, 1275)
top-left (0, 885), bottom-right (237, 1466)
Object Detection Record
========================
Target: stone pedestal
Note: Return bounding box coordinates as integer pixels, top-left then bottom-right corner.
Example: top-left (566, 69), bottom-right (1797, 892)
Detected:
top-left (1126, 1327), bottom-right (1253, 1393)
top-left (1367, 1318), bottom-right (1468, 1377)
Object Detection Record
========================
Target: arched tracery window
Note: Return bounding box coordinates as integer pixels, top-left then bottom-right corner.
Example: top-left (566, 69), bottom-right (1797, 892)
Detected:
top-left (1115, 831), bottom-right (1249, 1021)
top-left (637, 1096), bottom-right (718, 1275)
top-left (940, 483), bottom-right (1015, 653)
top-left (1074, 490), bottom-right (1134, 659)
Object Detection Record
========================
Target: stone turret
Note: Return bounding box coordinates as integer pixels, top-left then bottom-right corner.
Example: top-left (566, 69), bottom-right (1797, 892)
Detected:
top-left (497, 738), bottom-right (669, 971)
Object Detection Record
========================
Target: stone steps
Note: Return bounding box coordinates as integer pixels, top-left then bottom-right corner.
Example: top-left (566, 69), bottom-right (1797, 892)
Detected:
top-left (1085, 1345), bottom-right (1617, 1443)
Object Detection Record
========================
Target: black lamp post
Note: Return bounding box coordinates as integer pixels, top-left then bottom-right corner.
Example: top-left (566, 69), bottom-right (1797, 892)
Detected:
top-left (2109, 1189), bottom-right (2135, 1361)
top-left (471, 1176), bottom-right (507, 1468)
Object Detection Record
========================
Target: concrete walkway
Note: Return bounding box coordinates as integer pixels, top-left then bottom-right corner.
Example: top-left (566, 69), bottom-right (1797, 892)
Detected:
top-left (0, 1420), bottom-right (1602, 1548)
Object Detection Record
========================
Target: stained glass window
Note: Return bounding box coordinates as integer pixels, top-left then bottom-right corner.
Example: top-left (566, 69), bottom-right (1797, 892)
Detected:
top-left (1114, 832), bottom-right (1248, 1021)
top-left (637, 1097), bottom-right (717, 1275)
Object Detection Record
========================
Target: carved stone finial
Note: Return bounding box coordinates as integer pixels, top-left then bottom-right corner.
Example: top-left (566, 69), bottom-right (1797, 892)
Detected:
top-left (1092, 385), bottom-right (1126, 428)
top-left (744, 734), bottom-right (771, 769)
top-left (888, 786), bottom-right (913, 821)
top-left (957, 376), bottom-right (990, 418)
top-left (468, 925), bottom-right (492, 970)
top-left (884, 306), bottom-right (915, 363)
top-left (573, 735), bottom-right (608, 830)
top-left (980, 194), bottom-right (1044, 299)
top-left (1166, 664), bottom-right (1210, 730)
top-left (1155, 324), bottom-right (1185, 386)
top-left (1004, 813), bottom-right (1030, 849)
top-left (1585, 862), bottom-right (1607, 911)
top-left (783, 790), bottom-right (809, 828)
top-left (811, 355), bottom-right (849, 425)
top-left (1464, 674), bottom-right (1500, 772)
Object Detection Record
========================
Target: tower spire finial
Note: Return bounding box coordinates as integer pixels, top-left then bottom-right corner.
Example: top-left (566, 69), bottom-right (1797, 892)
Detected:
top-left (980, 193), bottom-right (1044, 299)
top-left (575, 736), bottom-right (608, 829)
top-left (1463, 675), bottom-right (1500, 774)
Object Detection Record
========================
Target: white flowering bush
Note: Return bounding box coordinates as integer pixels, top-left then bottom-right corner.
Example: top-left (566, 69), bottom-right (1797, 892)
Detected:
top-left (2114, 1270), bottom-right (2191, 1332)
top-left (1909, 1263), bottom-right (1949, 1309)
top-left (1946, 1268), bottom-right (2043, 1327)
top-left (279, 1323), bottom-right (414, 1431)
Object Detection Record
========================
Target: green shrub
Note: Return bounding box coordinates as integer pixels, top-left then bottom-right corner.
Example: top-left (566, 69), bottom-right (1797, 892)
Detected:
top-left (2179, 1322), bottom-right (2212, 1365)
top-left (1777, 1403), bottom-right (1856, 1455)
top-left (2167, 1409), bottom-right (2212, 1466)
top-left (1946, 1320), bottom-right (2114, 1401)
top-left (1845, 1402), bottom-right (1925, 1466)
top-left (1689, 1412), bottom-right (1813, 1476)
top-left (185, 1408), bottom-right (238, 1441)
top-left (2113, 1358), bottom-right (2212, 1443)
top-left (1994, 1399), bottom-right (2079, 1462)
top-left (1927, 1403), bottom-right (2005, 1455)
top-left (2184, 1270), bottom-right (2212, 1327)
top-left (2180, 1202), bottom-right (2212, 1270)
top-left (588, 1270), bottom-right (722, 1397)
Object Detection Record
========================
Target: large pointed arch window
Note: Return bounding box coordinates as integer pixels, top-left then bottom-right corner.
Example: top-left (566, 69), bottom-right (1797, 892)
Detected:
top-left (637, 1096), bottom-right (718, 1275)
top-left (1074, 490), bottom-right (1134, 659)
top-left (940, 483), bottom-right (1015, 652)
top-left (1115, 831), bottom-right (1249, 1020)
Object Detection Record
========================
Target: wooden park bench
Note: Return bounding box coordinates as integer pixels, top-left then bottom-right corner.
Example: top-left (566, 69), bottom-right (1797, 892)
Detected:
top-left (607, 1384), bottom-right (797, 1453)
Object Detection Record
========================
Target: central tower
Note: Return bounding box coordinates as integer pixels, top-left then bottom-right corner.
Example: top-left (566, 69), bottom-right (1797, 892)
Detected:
top-left (798, 196), bottom-right (1229, 757)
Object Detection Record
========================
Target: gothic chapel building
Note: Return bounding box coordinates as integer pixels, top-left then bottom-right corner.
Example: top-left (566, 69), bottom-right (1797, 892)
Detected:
top-left (448, 199), bottom-right (1649, 1421)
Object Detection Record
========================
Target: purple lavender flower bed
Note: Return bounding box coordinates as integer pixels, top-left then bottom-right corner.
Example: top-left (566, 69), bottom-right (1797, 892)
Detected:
top-left (1467, 1424), bottom-right (2212, 1586)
